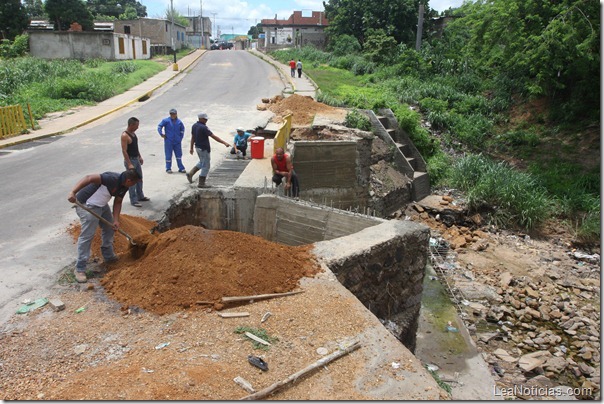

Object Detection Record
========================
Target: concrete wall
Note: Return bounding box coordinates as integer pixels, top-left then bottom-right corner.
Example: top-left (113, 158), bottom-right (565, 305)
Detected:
top-left (293, 138), bottom-right (372, 210)
top-left (156, 188), bottom-right (258, 234)
top-left (28, 31), bottom-right (150, 60)
top-left (155, 190), bottom-right (429, 352)
top-left (254, 194), bottom-right (383, 245)
top-left (313, 220), bottom-right (430, 352)
top-left (114, 19), bottom-right (186, 49)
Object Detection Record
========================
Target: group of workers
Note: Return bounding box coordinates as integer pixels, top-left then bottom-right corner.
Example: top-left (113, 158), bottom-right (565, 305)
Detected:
top-left (67, 108), bottom-right (299, 283)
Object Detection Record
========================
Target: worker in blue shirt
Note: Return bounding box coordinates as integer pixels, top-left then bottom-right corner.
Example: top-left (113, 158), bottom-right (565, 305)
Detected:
top-left (157, 108), bottom-right (186, 174)
top-left (230, 127), bottom-right (253, 159)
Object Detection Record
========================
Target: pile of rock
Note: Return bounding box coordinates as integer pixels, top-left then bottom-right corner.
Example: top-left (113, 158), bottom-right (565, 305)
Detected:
top-left (406, 193), bottom-right (601, 399)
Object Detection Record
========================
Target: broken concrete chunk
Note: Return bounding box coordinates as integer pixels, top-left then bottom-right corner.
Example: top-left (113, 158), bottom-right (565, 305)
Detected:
top-left (234, 376), bottom-right (255, 393)
top-left (48, 298), bottom-right (65, 312)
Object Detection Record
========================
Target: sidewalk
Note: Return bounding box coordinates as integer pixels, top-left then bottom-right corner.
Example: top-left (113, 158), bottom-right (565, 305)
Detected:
top-left (0, 49), bottom-right (206, 149)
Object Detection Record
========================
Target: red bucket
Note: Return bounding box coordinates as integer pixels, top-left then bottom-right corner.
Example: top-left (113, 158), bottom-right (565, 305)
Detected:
top-left (250, 136), bottom-right (265, 159)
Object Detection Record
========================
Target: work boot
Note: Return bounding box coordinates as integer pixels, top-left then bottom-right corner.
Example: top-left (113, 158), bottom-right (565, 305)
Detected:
top-left (186, 166), bottom-right (200, 184)
top-left (198, 176), bottom-right (207, 188)
top-left (74, 269), bottom-right (87, 283)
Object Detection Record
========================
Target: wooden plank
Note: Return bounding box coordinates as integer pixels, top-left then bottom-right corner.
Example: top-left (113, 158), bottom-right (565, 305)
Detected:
top-left (244, 332), bottom-right (270, 346)
top-left (222, 290), bottom-right (304, 303)
top-left (218, 312), bottom-right (250, 318)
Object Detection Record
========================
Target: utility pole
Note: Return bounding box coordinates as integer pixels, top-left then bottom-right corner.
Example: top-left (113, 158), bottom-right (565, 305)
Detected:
top-left (415, 3), bottom-right (424, 51)
top-left (171, 0), bottom-right (178, 70)
top-left (211, 13), bottom-right (217, 41)
top-left (200, 0), bottom-right (204, 48)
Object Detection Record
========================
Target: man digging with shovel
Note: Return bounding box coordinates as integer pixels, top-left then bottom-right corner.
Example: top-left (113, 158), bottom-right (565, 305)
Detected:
top-left (67, 169), bottom-right (141, 283)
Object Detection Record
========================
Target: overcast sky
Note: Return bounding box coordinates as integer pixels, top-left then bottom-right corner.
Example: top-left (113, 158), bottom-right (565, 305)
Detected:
top-left (144, 0), bottom-right (465, 37)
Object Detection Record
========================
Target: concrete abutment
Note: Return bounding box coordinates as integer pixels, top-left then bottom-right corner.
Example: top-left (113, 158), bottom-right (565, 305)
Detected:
top-left (156, 191), bottom-right (429, 352)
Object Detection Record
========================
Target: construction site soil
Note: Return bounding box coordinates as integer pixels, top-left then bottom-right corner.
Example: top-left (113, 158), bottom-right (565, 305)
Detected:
top-left (1, 216), bottom-right (380, 400)
top-left (0, 95), bottom-right (599, 400)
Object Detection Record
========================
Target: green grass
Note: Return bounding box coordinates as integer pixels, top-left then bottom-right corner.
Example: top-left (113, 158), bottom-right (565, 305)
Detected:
top-left (448, 154), bottom-right (552, 230)
top-left (0, 57), bottom-right (165, 128)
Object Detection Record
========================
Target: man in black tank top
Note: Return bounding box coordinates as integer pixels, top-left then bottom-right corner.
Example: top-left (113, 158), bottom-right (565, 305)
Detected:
top-left (121, 117), bottom-right (150, 207)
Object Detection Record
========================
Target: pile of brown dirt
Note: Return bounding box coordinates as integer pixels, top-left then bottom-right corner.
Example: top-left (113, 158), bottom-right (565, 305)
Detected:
top-left (268, 94), bottom-right (345, 126)
top-left (67, 217), bottom-right (323, 316)
top-left (101, 225), bottom-right (322, 315)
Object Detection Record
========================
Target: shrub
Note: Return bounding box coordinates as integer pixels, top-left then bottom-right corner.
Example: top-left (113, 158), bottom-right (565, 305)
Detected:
top-left (449, 154), bottom-right (552, 229)
top-left (328, 34), bottom-right (361, 56)
top-left (344, 109), bottom-right (372, 131)
top-left (112, 61), bottom-right (138, 74)
top-left (426, 151), bottom-right (452, 186)
top-left (0, 34), bottom-right (29, 58)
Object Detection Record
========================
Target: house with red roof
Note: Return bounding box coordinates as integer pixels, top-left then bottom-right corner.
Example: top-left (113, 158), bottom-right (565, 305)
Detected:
top-left (259, 10), bottom-right (328, 50)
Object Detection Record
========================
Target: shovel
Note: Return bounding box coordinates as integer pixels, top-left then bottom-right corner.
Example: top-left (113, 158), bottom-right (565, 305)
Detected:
top-left (73, 200), bottom-right (137, 246)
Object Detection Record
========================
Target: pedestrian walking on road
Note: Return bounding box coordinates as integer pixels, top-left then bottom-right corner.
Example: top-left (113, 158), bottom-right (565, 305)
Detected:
top-left (230, 127), bottom-right (253, 159)
top-left (67, 169), bottom-right (141, 282)
top-left (296, 59), bottom-right (303, 78)
top-left (121, 117), bottom-right (150, 207)
top-left (289, 59), bottom-right (296, 77)
top-left (187, 112), bottom-right (231, 188)
top-left (157, 108), bottom-right (186, 174)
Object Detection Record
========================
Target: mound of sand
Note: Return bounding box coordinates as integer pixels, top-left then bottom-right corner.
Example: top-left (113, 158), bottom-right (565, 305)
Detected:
top-left (101, 225), bottom-right (322, 315)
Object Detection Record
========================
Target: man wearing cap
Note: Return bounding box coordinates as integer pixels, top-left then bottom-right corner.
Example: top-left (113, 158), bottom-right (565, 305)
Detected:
top-left (157, 108), bottom-right (186, 174)
top-left (186, 112), bottom-right (231, 188)
top-left (230, 127), bottom-right (253, 159)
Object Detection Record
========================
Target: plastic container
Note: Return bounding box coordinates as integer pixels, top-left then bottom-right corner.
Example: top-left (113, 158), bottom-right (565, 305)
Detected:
top-left (250, 136), bottom-right (265, 159)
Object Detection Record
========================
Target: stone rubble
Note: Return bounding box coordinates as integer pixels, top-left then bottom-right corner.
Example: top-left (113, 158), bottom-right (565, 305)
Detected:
top-left (402, 191), bottom-right (601, 400)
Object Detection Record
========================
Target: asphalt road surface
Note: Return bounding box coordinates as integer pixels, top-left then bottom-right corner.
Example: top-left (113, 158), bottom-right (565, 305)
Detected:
top-left (0, 50), bottom-right (285, 325)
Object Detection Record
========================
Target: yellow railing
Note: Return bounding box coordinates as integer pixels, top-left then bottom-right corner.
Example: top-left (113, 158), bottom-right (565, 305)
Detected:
top-left (0, 105), bottom-right (29, 139)
top-left (273, 113), bottom-right (292, 153)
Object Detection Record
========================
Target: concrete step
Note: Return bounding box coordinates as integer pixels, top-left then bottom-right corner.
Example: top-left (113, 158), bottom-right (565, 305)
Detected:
top-left (209, 158), bottom-right (252, 187)
top-left (406, 157), bottom-right (417, 170)
top-left (412, 171), bottom-right (431, 201)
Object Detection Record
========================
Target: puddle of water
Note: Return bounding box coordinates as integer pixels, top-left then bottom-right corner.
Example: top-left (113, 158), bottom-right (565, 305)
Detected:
top-left (416, 265), bottom-right (470, 366)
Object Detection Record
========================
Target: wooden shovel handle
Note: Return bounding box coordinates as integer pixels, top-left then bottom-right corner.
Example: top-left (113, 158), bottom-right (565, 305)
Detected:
top-left (73, 200), bottom-right (135, 244)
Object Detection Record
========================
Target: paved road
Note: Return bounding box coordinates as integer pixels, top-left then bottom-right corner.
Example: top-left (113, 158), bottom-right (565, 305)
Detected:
top-left (0, 50), bottom-right (285, 325)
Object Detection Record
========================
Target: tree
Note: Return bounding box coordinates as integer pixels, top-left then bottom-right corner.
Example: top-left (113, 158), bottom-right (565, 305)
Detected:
top-left (362, 28), bottom-right (398, 64)
top-left (45, 0), bottom-right (94, 31)
top-left (165, 8), bottom-right (188, 27)
top-left (324, 0), bottom-right (422, 47)
top-left (86, 0), bottom-right (146, 19)
top-left (327, 34), bottom-right (361, 56)
top-left (22, 0), bottom-right (45, 19)
top-left (430, 0), bottom-right (600, 122)
top-left (0, 0), bottom-right (28, 40)
top-left (248, 23), bottom-right (263, 39)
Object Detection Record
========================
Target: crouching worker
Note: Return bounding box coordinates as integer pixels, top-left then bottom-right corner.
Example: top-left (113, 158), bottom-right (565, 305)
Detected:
top-left (271, 147), bottom-right (300, 197)
top-left (230, 127), bottom-right (252, 159)
top-left (67, 169), bottom-right (141, 283)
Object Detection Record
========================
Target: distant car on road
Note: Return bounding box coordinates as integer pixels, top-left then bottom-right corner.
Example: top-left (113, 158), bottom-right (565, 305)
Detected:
top-left (210, 41), bottom-right (233, 50)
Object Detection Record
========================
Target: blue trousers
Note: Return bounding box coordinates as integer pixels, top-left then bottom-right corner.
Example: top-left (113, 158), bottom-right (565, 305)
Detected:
top-left (164, 141), bottom-right (185, 171)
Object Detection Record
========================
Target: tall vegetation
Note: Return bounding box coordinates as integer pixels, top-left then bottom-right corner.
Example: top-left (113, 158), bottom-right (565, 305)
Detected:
top-left (276, 0), bottom-right (599, 242)
top-left (0, 58), bottom-right (164, 127)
